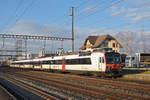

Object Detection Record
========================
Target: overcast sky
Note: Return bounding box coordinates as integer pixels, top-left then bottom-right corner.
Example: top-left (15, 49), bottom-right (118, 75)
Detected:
top-left (0, 0), bottom-right (150, 52)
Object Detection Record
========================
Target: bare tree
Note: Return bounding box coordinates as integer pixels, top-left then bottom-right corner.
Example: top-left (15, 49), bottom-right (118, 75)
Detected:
top-left (114, 31), bottom-right (140, 55)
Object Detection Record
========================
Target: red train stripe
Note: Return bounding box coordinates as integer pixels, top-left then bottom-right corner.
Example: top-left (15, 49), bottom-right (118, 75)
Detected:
top-left (62, 59), bottom-right (65, 71)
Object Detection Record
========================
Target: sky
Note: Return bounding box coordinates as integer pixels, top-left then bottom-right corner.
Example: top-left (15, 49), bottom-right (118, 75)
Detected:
top-left (0, 0), bottom-right (150, 53)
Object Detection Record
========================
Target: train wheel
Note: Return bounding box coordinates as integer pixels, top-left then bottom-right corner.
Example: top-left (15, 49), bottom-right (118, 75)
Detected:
top-left (96, 72), bottom-right (105, 78)
top-left (50, 69), bottom-right (55, 73)
top-left (84, 72), bottom-right (92, 76)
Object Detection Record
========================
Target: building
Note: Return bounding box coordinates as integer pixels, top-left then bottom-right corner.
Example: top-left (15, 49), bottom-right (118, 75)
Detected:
top-left (80, 34), bottom-right (122, 52)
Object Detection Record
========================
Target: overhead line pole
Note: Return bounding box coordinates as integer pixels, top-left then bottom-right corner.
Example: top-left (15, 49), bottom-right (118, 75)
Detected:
top-left (24, 38), bottom-right (27, 59)
top-left (43, 39), bottom-right (46, 52)
top-left (141, 26), bottom-right (146, 53)
top-left (70, 6), bottom-right (75, 53)
top-left (2, 38), bottom-right (5, 48)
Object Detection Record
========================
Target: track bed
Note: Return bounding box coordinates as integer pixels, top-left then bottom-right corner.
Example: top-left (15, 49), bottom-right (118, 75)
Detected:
top-left (0, 66), bottom-right (150, 100)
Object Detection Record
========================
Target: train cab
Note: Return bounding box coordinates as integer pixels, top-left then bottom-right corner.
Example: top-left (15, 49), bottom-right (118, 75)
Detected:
top-left (105, 52), bottom-right (122, 76)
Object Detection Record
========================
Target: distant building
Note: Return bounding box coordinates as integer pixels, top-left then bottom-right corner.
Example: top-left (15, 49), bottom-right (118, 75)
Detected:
top-left (17, 52), bottom-right (32, 60)
top-left (80, 34), bottom-right (122, 52)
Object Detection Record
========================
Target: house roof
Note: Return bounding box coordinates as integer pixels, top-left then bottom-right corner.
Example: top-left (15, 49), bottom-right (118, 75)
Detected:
top-left (80, 34), bottom-right (122, 50)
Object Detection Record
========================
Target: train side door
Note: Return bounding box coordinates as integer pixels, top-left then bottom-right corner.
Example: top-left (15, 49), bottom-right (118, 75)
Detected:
top-left (99, 56), bottom-right (105, 71)
top-left (40, 61), bottom-right (42, 70)
top-left (62, 58), bottom-right (66, 72)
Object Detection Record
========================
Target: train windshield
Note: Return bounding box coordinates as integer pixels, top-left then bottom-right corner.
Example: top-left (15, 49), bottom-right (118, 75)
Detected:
top-left (140, 53), bottom-right (150, 62)
top-left (105, 52), bottom-right (121, 64)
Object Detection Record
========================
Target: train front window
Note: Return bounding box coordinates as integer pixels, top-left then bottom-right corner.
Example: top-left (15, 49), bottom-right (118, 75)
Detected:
top-left (114, 54), bottom-right (121, 63)
top-left (105, 53), bottom-right (121, 64)
top-left (106, 57), bottom-right (114, 64)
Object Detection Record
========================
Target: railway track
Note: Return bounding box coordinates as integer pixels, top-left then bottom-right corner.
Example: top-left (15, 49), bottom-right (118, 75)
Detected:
top-left (0, 73), bottom-right (65, 100)
top-left (9, 72), bottom-right (120, 99)
top-left (1, 67), bottom-right (150, 100)
top-left (6, 71), bottom-right (150, 100)
top-left (24, 71), bottom-right (150, 92)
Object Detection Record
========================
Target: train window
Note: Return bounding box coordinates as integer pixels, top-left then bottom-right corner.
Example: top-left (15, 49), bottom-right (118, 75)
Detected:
top-left (72, 59), bottom-right (79, 64)
top-left (99, 57), bottom-right (102, 63)
top-left (70, 60), bottom-right (73, 64)
top-left (12, 62), bottom-right (16, 65)
top-left (69, 59), bottom-right (73, 64)
top-left (26, 62), bottom-right (30, 65)
top-left (99, 57), bottom-right (104, 63)
top-left (43, 61), bottom-right (50, 64)
top-left (42, 61), bottom-right (46, 64)
top-left (66, 59), bottom-right (76, 64)
top-left (19, 62), bottom-right (23, 65)
top-left (34, 61), bottom-right (40, 65)
top-left (51, 60), bottom-right (55, 64)
top-left (102, 57), bottom-right (104, 63)
top-left (53, 60), bottom-right (56, 64)
top-left (31, 62), bottom-right (35, 65)
top-left (66, 59), bottom-right (70, 64)
top-left (55, 60), bottom-right (58, 64)
top-left (13, 58), bottom-right (91, 65)
top-left (14, 62), bottom-right (17, 65)
top-left (65, 58), bottom-right (91, 65)
top-left (25, 62), bottom-right (28, 65)
top-left (50, 60), bottom-right (53, 64)
top-left (51, 60), bottom-right (63, 65)
top-left (80, 58), bottom-right (91, 64)
top-left (55, 60), bottom-right (62, 64)
top-left (59, 60), bottom-right (62, 64)
top-left (86, 58), bottom-right (91, 64)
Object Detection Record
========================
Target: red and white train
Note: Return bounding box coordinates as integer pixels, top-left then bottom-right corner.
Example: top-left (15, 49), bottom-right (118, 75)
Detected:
top-left (11, 51), bottom-right (122, 76)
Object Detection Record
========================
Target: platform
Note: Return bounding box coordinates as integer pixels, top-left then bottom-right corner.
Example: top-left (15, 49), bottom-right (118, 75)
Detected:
top-left (123, 67), bottom-right (150, 70)
top-left (123, 74), bottom-right (150, 81)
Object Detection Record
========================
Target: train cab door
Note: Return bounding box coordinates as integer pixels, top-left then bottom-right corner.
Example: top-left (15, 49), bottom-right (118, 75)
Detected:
top-left (99, 56), bottom-right (105, 71)
top-left (40, 61), bottom-right (43, 70)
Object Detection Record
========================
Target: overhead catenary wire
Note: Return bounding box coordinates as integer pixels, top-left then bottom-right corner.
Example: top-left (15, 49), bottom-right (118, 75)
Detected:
top-left (45, 0), bottom-right (90, 34)
top-left (76, 0), bottom-right (91, 8)
top-left (98, 0), bottom-right (150, 32)
top-left (77, 0), bottom-right (150, 33)
top-left (75, 0), bottom-right (125, 35)
top-left (76, 0), bottom-right (108, 16)
top-left (49, 0), bottom-right (106, 28)
top-left (13, 0), bottom-right (37, 26)
top-left (77, 0), bottom-right (123, 22)
top-left (50, 0), bottom-right (90, 24)
top-left (75, 0), bottom-right (147, 33)
top-left (2, 0), bottom-right (24, 29)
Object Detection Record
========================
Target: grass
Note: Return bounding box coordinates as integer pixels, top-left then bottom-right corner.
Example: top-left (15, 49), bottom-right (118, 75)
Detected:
top-left (142, 70), bottom-right (150, 74)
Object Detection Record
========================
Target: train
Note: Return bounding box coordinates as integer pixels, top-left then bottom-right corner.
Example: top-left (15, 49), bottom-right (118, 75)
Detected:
top-left (11, 51), bottom-right (123, 77)
top-left (125, 53), bottom-right (150, 67)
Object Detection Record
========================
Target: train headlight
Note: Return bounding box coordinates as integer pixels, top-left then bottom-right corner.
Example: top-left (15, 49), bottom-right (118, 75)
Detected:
top-left (118, 66), bottom-right (122, 71)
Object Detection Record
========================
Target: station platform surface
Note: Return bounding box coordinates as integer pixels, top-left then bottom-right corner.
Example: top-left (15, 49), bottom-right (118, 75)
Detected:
top-left (123, 67), bottom-right (150, 70)
top-left (0, 85), bottom-right (15, 100)
top-left (123, 74), bottom-right (150, 81)
top-left (122, 68), bottom-right (150, 81)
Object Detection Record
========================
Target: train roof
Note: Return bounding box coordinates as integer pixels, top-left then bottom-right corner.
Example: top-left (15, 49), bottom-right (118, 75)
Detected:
top-left (13, 51), bottom-right (117, 62)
